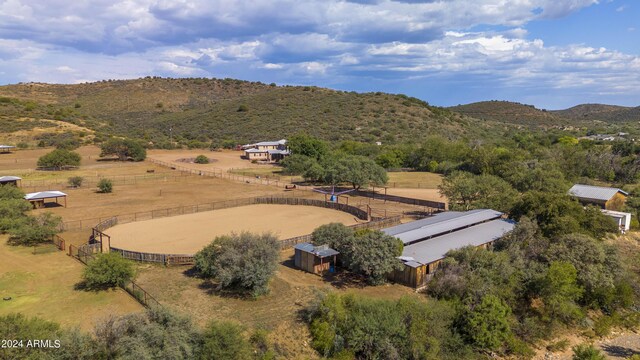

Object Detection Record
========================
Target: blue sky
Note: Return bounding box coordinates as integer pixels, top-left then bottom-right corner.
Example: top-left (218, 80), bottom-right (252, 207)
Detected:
top-left (0, 0), bottom-right (637, 109)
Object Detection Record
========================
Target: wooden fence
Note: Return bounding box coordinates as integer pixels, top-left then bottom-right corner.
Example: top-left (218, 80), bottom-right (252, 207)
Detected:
top-left (67, 243), bottom-right (161, 309)
top-left (355, 189), bottom-right (446, 211)
top-left (109, 215), bottom-right (402, 266)
top-left (51, 234), bottom-right (66, 251)
top-left (19, 172), bottom-right (187, 192)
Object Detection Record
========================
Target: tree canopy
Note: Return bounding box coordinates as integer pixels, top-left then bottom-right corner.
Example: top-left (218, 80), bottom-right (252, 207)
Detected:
top-left (100, 138), bottom-right (146, 161)
top-left (36, 149), bottom-right (81, 169)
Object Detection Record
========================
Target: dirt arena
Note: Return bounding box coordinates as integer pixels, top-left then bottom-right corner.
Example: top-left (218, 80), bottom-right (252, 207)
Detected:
top-left (106, 204), bottom-right (360, 254)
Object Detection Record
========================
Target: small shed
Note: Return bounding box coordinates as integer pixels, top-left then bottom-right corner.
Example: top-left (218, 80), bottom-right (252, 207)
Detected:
top-left (601, 209), bottom-right (632, 233)
top-left (24, 191), bottom-right (67, 208)
top-left (293, 243), bottom-right (339, 275)
top-left (568, 184), bottom-right (628, 210)
top-left (0, 176), bottom-right (21, 187)
top-left (0, 145), bottom-right (15, 153)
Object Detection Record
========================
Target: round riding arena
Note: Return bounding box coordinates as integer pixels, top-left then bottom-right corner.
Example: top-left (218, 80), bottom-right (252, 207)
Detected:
top-left (105, 204), bottom-right (360, 255)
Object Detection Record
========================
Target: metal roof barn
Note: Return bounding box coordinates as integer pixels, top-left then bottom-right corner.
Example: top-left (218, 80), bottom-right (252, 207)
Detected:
top-left (383, 209), bottom-right (503, 245)
top-left (568, 184), bottom-right (628, 202)
top-left (401, 219), bottom-right (515, 265)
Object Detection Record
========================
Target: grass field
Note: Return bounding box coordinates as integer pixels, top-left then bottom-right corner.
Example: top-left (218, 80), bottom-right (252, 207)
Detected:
top-left (0, 236), bottom-right (142, 330)
top-left (106, 204), bottom-right (361, 254)
top-left (135, 249), bottom-right (419, 359)
top-left (386, 171), bottom-right (443, 188)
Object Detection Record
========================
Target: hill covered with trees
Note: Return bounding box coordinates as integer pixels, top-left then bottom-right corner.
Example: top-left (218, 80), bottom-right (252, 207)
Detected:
top-left (0, 78), bottom-right (501, 147)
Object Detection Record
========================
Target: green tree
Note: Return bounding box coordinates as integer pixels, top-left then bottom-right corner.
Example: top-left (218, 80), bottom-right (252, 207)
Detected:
top-left (8, 213), bottom-right (62, 246)
top-left (200, 321), bottom-right (251, 360)
top-left (311, 223), bottom-right (355, 250)
top-left (281, 154), bottom-right (317, 175)
top-left (97, 178), bottom-right (113, 193)
top-left (100, 138), bottom-right (146, 161)
top-left (82, 252), bottom-right (134, 289)
top-left (439, 171), bottom-right (518, 213)
top-left (194, 232), bottom-right (279, 296)
top-left (36, 149), bottom-right (81, 169)
top-left (458, 294), bottom-right (513, 351)
top-left (338, 155), bottom-right (388, 190)
top-left (287, 133), bottom-right (329, 161)
top-left (539, 261), bottom-right (584, 323)
top-left (346, 230), bottom-right (403, 285)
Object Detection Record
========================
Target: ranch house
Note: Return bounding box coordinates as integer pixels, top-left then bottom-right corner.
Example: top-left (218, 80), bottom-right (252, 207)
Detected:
top-left (568, 184), bottom-right (628, 211)
top-left (242, 139), bottom-right (290, 163)
top-left (384, 209), bottom-right (515, 289)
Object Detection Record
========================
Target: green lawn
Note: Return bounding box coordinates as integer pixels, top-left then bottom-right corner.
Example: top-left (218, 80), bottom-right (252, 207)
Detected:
top-left (386, 171), bottom-right (443, 189)
top-left (0, 236), bottom-right (142, 330)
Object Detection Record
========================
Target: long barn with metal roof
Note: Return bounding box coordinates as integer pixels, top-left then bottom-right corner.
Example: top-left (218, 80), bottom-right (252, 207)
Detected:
top-left (386, 209), bottom-right (515, 289)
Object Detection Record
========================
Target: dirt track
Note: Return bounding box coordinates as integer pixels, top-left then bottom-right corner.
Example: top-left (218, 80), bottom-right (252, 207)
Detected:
top-left (106, 204), bottom-right (360, 254)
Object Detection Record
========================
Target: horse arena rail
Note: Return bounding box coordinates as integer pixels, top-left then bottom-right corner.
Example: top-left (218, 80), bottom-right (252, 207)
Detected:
top-left (20, 172), bottom-right (189, 193)
top-left (355, 189), bottom-right (446, 211)
top-left (91, 196), bottom-right (401, 266)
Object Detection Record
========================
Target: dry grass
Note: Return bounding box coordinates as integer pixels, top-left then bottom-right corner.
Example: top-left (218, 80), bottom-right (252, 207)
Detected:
top-left (0, 236), bottom-right (142, 330)
top-left (135, 249), bottom-right (418, 358)
top-left (386, 171), bottom-right (443, 189)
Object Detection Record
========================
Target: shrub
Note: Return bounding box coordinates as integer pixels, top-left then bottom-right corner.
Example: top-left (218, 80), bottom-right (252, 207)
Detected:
top-left (201, 321), bottom-right (251, 360)
top-left (8, 213), bottom-right (62, 246)
top-left (194, 155), bottom-right (209, 164)
top-left (194, 232), bottom-right (279, 297)
top-left (547, 339), bottom-right (570, 352)
top-left (457, 294), bottom-right (513, 351)
top-left (82, 252), bottom-right (134, 289)
top-left (237, 104), bottom-right (248, 112)
top-left (572, 344), bottom-right (606, 360)
top-left (68, 176), bottom-right (84, 188)
top-left (97, 179), bottom-right (113, 193)
top-left (36, 149), bottom-right (81, 169)
top-left (94, 307), bottom-right (201, 359)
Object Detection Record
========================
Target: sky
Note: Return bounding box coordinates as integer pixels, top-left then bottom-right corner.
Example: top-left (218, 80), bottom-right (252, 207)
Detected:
top-left (0, 0), bottom-right (638, 109)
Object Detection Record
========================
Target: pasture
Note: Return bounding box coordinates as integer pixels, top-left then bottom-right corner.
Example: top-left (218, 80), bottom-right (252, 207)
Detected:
top-left (386, 171), bottom-right (443, 188)
top-left (106, 204), bottom-right (361, 254)
top-left (0, 236), bottom-right (142, 330)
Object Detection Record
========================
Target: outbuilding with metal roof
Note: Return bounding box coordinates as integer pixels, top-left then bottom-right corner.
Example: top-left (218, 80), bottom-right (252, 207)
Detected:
top-left (568, 184), bottom-right (628, 210)
top-left (385, 209), bottom-right (515, 289)
top-left (24, 190), bottom-right (67, 208)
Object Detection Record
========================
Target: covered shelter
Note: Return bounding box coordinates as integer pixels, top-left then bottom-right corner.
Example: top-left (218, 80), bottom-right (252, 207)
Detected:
top-left (0, 145), bottom-right (15, 153)
top-left (601, 209), bottom-right (632, 233)
top-left (24, 191), bottom-right (67, 208)
top-left (568, 184), bottom-right (628, 210)
top-left (385, 209), bottom-right (515, 289)
top-left (0, 176), bottom-right (21, 187)
top-left (293, 242), bottom-right (339, 275)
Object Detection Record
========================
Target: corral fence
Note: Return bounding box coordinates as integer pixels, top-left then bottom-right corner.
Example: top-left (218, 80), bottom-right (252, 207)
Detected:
top-left (51, 234), bottom-right (66, 251)
top-left (61, 193), bottom-right (360, 231)
top-left (111, 215), bottom-right (403, 266)
top-left (67, 243), bottom-right (161, 309)
top-left (355, 189), bottom-right (446, 211)
top-left (20, 172), bottom-right (188, 192)
top-left (147, 158), bottom-right (317, 191)
top-left (91, 196), bottom-right (402, 266)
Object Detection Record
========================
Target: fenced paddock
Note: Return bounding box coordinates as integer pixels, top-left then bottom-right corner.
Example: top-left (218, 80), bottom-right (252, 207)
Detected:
top-left (91, 196), bottom-right (402, 265)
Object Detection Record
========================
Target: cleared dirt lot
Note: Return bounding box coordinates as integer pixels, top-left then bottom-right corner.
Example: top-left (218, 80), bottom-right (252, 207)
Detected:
top-left (148, 148), bottom-right (273, 172)
top-left (106, 204), bottom-right (361, 254)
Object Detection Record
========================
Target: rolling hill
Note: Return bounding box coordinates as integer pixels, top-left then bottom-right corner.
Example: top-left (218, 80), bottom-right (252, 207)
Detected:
top-left (447, 101), bottom-right (572, 127)
top-left (0, 78), bottom-right (504, 146)
top-left (553, 104), bottom-right (640, 123)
